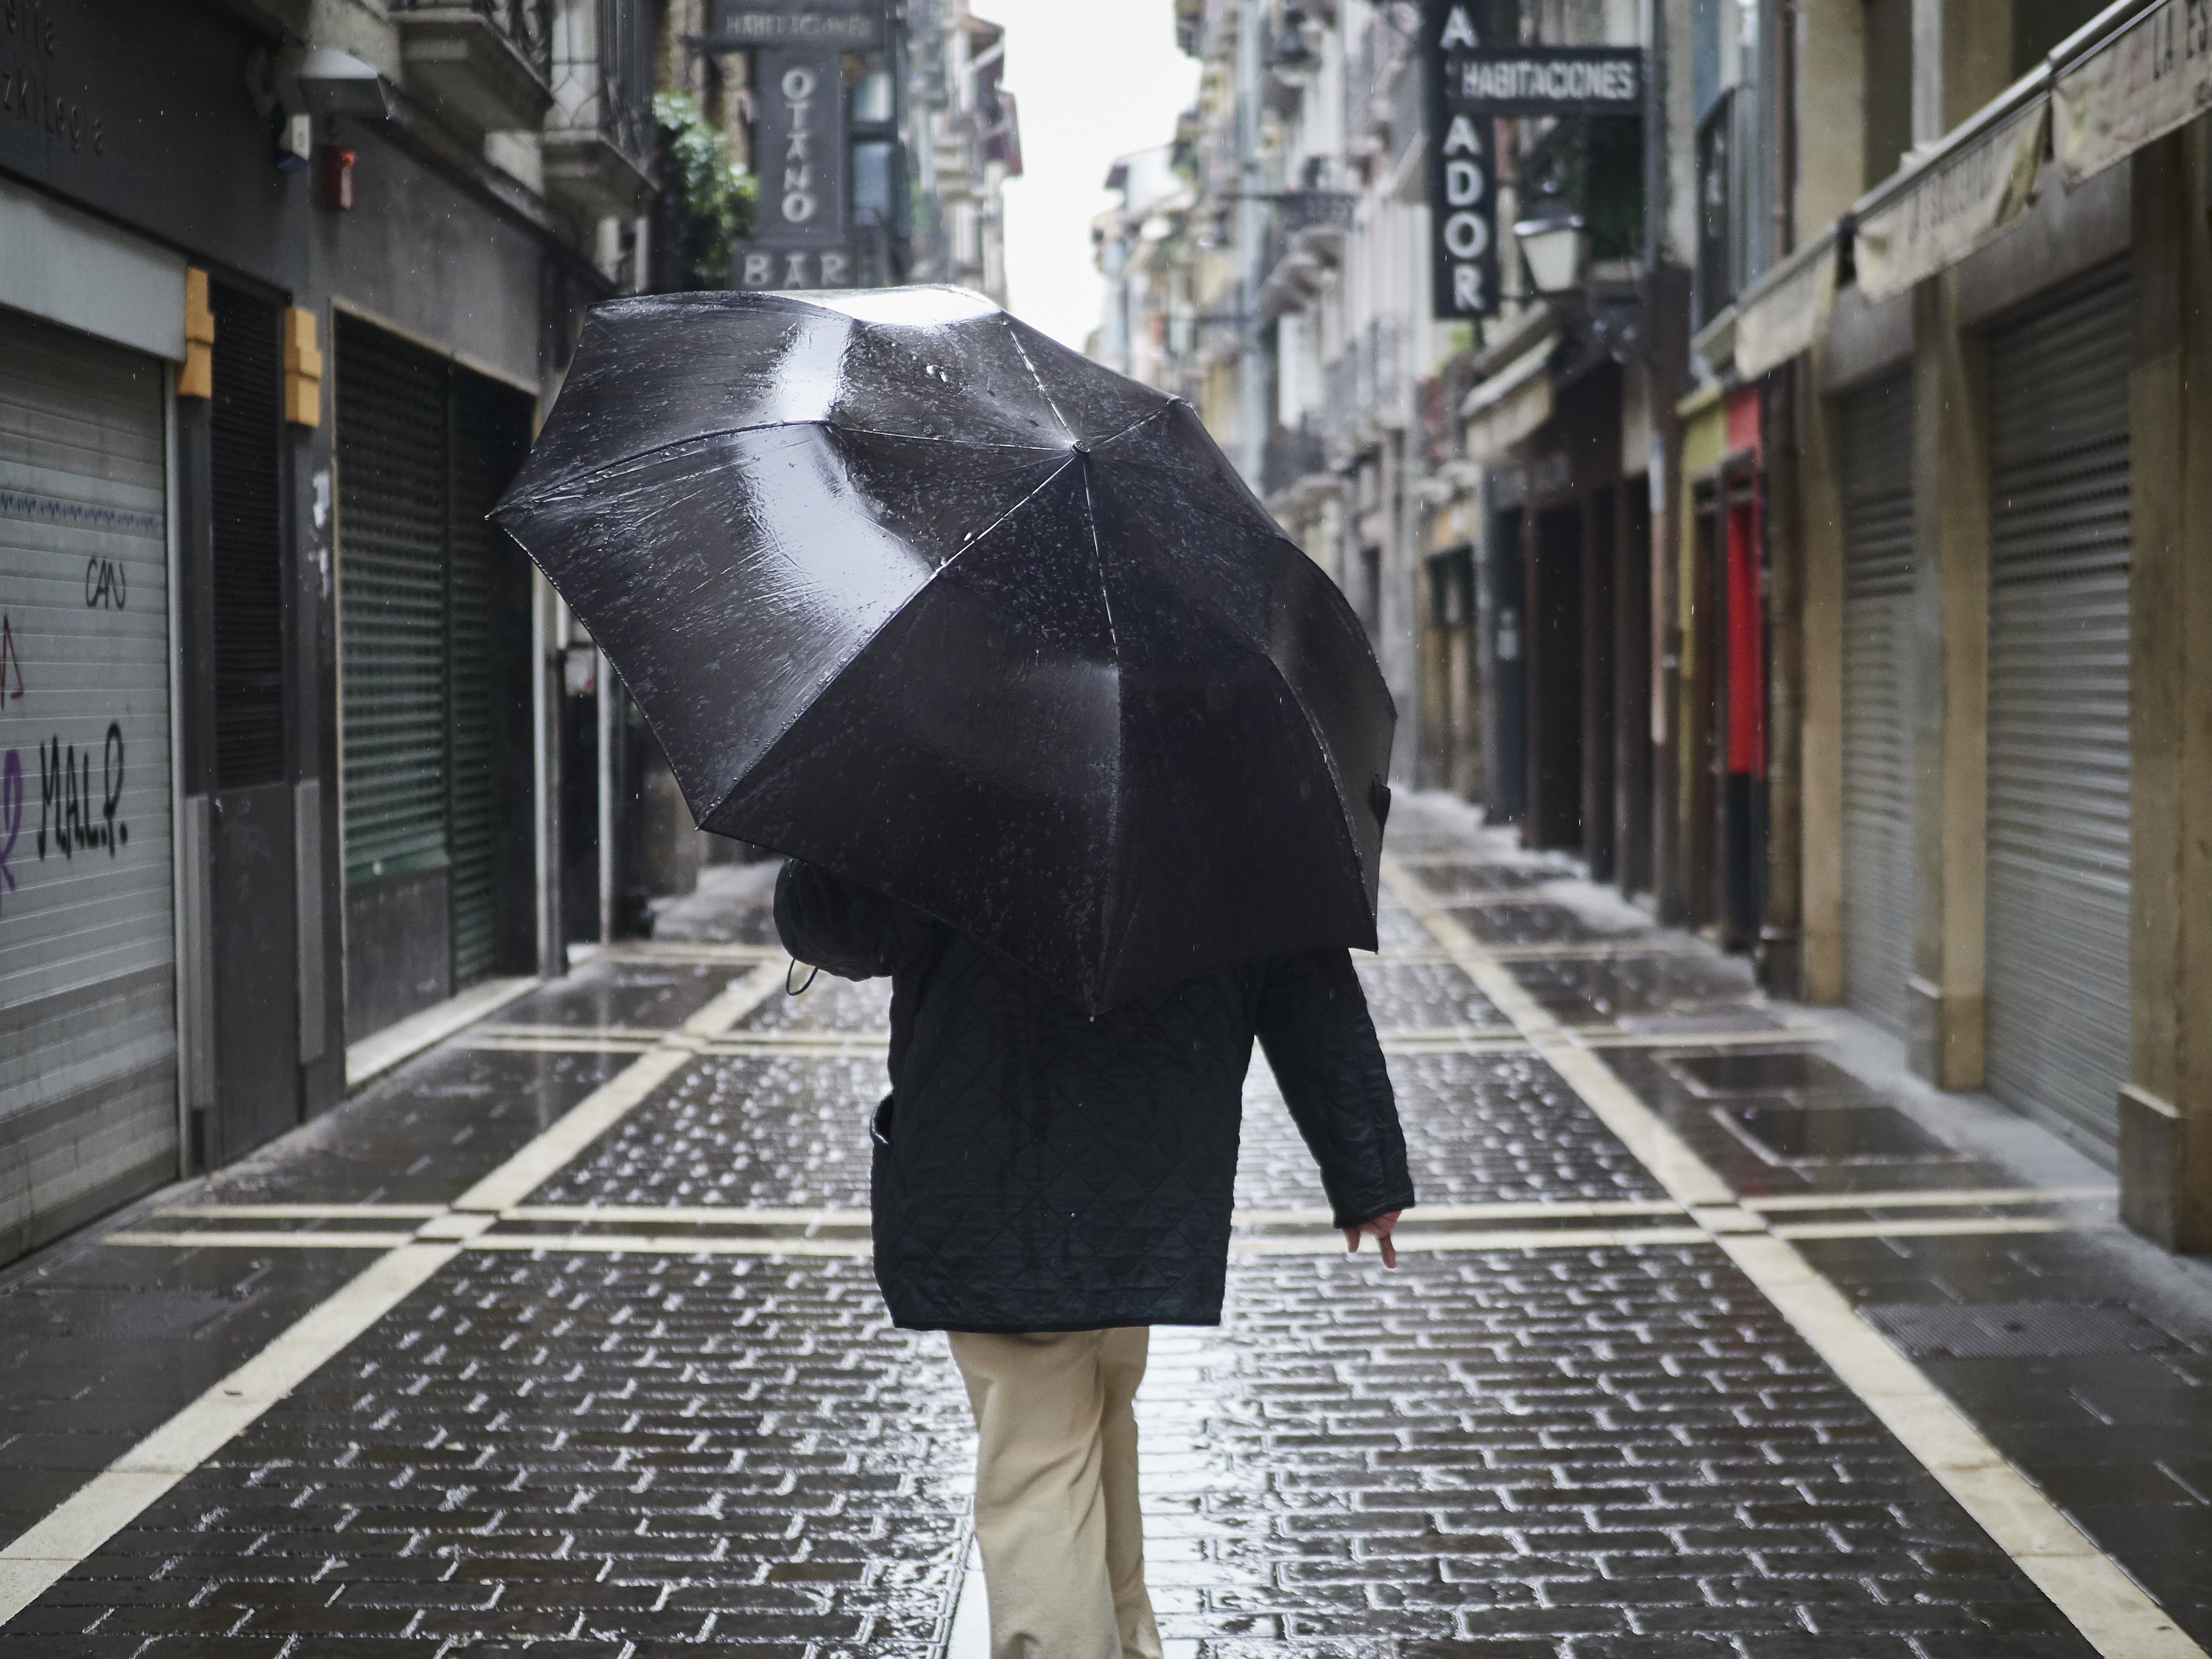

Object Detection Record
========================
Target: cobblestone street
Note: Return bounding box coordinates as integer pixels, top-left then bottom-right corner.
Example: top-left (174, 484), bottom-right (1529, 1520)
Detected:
top-left (4, 796), bottom-right (2211, 1658)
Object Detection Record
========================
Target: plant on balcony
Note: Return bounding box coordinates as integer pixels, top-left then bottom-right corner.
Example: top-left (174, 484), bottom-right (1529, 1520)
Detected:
top-left (653, 92), bottom-right (756, 289)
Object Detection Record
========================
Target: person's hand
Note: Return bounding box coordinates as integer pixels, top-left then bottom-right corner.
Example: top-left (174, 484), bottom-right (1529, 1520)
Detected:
top-left (1344, 1210), bottom-right (1401, 1268)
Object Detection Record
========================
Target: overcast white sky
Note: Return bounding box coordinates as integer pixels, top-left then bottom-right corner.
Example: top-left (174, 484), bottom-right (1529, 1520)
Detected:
top-left (984, 0), bottom-right (1203, 352)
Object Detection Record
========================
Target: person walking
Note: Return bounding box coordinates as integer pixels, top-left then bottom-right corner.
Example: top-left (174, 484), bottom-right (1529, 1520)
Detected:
top-left (775, 859), bottom-right (1413, 1659)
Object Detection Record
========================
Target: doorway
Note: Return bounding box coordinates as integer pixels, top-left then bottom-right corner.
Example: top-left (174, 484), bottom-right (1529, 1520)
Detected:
top-left (1526, 504), bottom-right (1584, 851)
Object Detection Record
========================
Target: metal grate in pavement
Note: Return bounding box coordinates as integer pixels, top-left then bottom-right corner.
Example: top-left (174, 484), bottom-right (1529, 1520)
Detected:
top-left (1719, 1101), bottom-right (1962, 1165)
top-left (1864, 1299), bottom-right (2185, 1359)
top-left (1670, 1049), bottom-right (1865, 1094)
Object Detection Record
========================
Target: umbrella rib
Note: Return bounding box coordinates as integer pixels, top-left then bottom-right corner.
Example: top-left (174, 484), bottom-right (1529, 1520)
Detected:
top-left (1080, 468), bottom-right (1133, 996)
top-left (944, 455), bottom-right (1082, 566)
top-left (501, 420), bottom-right (1060, 510)
top-left (1002, 318), bottom-right (1075, 440)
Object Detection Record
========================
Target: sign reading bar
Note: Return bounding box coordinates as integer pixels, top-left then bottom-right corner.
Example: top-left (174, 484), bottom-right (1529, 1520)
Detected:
top-left (2054, 0), bottom-right (2212, 187)
top-left (1421, 2), bottom-right (1499, 318)
top-left (707, 0), bottom-right (882, 47)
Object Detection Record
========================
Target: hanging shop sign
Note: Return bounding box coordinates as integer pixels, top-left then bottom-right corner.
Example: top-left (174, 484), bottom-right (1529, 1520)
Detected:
top-left (734, 44), bottom-right (850, 288)
top-left (1852, 97), bottom-right (2049, 303)
top-left (1422, 6), bottom-right (1644, 318)
top-left (706, 0), bottom-right (883, 47)
top-left (2054, 0), bottom-right (2212, 187)
top-left (1421, 3), bottom-right (1498, 319)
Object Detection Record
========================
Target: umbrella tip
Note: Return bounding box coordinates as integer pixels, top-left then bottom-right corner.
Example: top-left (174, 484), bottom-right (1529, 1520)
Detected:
top-left (1071, 439), bottom-right (1093, 456)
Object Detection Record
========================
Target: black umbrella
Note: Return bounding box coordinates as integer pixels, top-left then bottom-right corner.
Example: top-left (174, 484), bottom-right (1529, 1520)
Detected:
top-left (493, 286), bottom-right (1394, 1014)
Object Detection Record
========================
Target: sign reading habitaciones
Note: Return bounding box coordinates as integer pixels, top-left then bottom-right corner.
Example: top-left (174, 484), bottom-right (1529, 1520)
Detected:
top-left (712, 0), bottom-right (883, 288)
top-left (1421, 5), bottom-right (1644, 319)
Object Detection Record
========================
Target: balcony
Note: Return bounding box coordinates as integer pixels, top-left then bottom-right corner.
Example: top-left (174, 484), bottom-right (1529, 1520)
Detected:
top-left (393, 0), bottom-right (555, 142)
top-left (1257, 190), bottom-right (1354, 318)
top-left (540, 0), bottom-right (656, 223)
top-left (1262, 421), bottom-right (1331, 501)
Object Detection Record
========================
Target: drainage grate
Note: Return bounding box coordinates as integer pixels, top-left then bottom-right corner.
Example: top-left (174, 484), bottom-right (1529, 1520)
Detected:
top-left (1670, 1050), bottom-right (1862, 1095)
top-left (1864, 1300), bottom-right (2183, 1359)
top-left (0, 1287), bottom-right (246, 1342)
top-left (1719, 1102), bottom-right (1960, 1165)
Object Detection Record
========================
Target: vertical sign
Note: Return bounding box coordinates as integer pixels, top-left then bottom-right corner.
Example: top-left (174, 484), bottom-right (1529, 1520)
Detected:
top-left (1424, 3), bottom-right (1498, 319)
top-left (714, 1), bottom-right (889, 289)
top-left (739, 48), bottom-right (853, 288)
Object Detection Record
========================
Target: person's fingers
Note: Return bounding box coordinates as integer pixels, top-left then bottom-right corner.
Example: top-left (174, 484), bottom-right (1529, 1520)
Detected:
top-left (1344, 1227), bottom-right (1360, 1253)
top-left (1379, 1231), bottom-right (1397, 1268)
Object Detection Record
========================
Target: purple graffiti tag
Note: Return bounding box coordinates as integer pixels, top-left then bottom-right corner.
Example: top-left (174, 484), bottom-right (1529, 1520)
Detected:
top-left (0, 748), bottom-right (20, 904)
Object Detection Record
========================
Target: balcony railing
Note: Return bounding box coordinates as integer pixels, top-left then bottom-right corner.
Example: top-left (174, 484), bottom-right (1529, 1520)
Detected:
top-left (393, 0), bottom-right (554, 84)
top-left (547, 0), bottom-right (654, 167)
top-left (1262, 422), bottom-right (1330, 498)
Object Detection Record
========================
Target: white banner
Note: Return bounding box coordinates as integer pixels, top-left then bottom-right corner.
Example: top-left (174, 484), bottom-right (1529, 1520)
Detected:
top-left (1854, 100), bottom-right (2049, 302)
top-left (1734, 235), bottom-right (1838, 381)
top-left (2054, 0), bottom-right (2212, 187)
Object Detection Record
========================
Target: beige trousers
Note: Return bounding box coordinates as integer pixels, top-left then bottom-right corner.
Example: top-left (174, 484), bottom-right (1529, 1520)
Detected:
top-left (947, 1327), bottom-right (1163, 1659)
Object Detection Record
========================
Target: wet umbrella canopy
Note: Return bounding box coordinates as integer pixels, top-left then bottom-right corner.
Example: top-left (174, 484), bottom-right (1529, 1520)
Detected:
top-left (493, 285), bottom-right (1395, 1014)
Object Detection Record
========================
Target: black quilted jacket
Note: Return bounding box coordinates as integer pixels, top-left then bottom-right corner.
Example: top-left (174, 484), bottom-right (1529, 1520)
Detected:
top-left (775, 860), bottom-right (1412, 1333)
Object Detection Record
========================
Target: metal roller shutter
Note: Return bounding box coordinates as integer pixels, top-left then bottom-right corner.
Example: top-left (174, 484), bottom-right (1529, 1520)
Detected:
top-left (1985, 267), bottom-right (2132, 1156)
top-left (338, 321), bottom-right (449, 889)
top-left (1838, 371), bottom-right (1915, 1034)
top-left (0, 306), bottom-right (175, 1261)
top-left (339, 318), bottom-right (528, 1002)
top-left (447, 373), bottom-right (524, 987)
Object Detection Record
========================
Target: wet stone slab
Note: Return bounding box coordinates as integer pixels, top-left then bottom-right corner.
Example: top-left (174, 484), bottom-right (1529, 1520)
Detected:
top-left (1354, 959), bottom-right (1514, 1034)
top-left (531, 1053), bottom-right (885, 1211)
top-left (736, 973), bottom-right (893, 1034)
top-left (1503, 954), bottom-right (1767, 1029)
top-left (494, 960), bottom-right (751, 1031)
top-left (1236, 1051), bottom-right (1668, 1213)
top-left (0, 1252), bottom-right (972, 1658)
top-left (1797, 1230), bottom-right (2212, 1647)
top-left (1450, 903), bottom-right (1655, 949)
top-left (1128, 1247), bottom-right (2093, 1656)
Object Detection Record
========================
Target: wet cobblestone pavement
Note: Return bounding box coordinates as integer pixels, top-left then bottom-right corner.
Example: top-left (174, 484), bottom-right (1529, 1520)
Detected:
top-left (4, 796), bottom-right (2211, 1657)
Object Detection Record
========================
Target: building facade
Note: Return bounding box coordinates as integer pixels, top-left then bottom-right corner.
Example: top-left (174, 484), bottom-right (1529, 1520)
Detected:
top-left (0, 0), bottom-right (656, 1267)
top-left (1109, 0), bottom-right (2212, 1260)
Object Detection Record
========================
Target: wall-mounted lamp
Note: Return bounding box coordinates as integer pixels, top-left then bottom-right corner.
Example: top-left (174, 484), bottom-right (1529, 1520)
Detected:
top-left (1513, 214), bottom-right (1589, 297)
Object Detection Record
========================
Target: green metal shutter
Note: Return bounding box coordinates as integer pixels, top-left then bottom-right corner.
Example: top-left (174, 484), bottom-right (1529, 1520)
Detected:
top-left (1838, 371), bottom-right (1915, 1035)
top-left (338, 319), bottom-right (450, 887)
top-left (1985, 267), bottom-right (2132, 1157)
top-left (446, 373), bottom-right (528, 987)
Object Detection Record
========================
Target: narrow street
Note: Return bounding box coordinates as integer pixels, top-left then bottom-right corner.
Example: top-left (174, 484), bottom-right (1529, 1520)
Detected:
top-left (3, 796), bottom-right (2208, 1658)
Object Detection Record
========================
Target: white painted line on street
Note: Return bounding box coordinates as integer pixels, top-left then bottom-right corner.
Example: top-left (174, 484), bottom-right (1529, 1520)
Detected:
top-left (1234, 1198), bottom-right (1684, 1225)
top-left (103, 1231), bottom-right (419, 1251)
top-left (154, 1203), bottom-right (447, 1220)
top-left (1382, 855), bottom-right (2208, 1659)
top-left (0, 1242), bottom-right (461, 1623)
top-left (452, 959), bottom-right (789, 1215)
top-left (1743, 1185), bottom-right (2117, 1213)
top-left (470, 1231), bottom-right (874, 1257)
top-left (1579, 1026), bottom-right (1834, 1049)
top-left (9, 957), bottom-right (797, 1614)
top-left (344, 975), bottom-right (541, 1090)
top-left (1770, 1217), bottom-right (2098, 1242)
top-left (1232, 1225), bottom-right (1712, 1256)
top-left (455, 1035), bottom-right (664, 1055)
top-left (504, 1203), bottom-right (872, 1228)
top-left (1719, 1232), bottom-right (2205, 1659)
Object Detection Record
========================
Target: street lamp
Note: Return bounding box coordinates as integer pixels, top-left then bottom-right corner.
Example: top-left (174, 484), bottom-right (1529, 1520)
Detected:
top-left (1513, 214), bottom-right (1589, 297)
